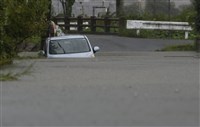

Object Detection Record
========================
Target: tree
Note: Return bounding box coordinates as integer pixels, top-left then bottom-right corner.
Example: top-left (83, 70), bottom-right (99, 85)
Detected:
top-left (177, 4), bottom-right (195, 22)
top-left (116, 0), bottom-right (124, 17)
top-left (0, 0), bottom-right (13, 60)
top-left (193, 0), bottom-right (200, 51)
top-left (194, 0), bottom-right (200, 33)
top-left (59, 0), bottom-right (75, 17)
top-left (0, 0), bottom-right (5, 39)
top-left (145, 0), bottom-right (179, 20)
top-left (4, 0), bottom-right (50, 52)
top-left (123, 2), bottom-right (144, 17)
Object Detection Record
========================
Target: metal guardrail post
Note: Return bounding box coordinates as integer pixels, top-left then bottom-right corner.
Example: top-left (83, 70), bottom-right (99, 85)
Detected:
top-left (185, 31), bottom-right (189, 39)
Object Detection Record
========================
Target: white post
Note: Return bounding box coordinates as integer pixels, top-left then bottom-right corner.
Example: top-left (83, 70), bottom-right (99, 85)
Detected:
top-left (185, 31), bottom-right (189, 39)
top-left (136, 30), bottom-right (140, 36)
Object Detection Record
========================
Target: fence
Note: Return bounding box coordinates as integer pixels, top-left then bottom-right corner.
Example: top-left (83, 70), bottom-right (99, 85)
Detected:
top-left (53, 16), bottom-right (126, 34)
top-left (53, 17), bottom-right (193, 39)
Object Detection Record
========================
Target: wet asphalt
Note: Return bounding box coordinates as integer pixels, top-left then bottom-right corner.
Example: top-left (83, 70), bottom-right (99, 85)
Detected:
top-left (1, 52), bottom-right (199, 127)
top-left (0, 35), bottom-right (199, 127)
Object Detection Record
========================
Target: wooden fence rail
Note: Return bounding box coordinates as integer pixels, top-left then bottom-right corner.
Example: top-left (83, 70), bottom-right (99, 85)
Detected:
top-left (53, 16), bottom-right (126, 34)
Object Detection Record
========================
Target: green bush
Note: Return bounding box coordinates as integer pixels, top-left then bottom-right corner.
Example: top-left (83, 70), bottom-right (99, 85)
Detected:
top-left (118, 29), bottom-right (139, 37)
top-left (160, 44), bottom-right (195, 51)
top-left (119, 28), bottom-right (196, 40)
top-left (0, 58), bottom-right (12, 67)
top-left (0, 0), bottom-right (49, 66)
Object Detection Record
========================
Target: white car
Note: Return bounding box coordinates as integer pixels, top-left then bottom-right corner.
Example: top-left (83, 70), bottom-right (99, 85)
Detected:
top-left (44, 35), bottom-right (100, 58)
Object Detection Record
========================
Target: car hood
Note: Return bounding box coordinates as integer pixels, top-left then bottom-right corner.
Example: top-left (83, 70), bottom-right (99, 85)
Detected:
top-left (47, 52), bottom-right (95, 58)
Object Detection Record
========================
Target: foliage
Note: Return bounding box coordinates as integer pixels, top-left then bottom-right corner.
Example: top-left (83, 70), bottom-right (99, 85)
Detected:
top-left (193, 0), bottom-right (200, 52)
top-left (116, 0), bottom-right (124, 17)
top-left (123, 0), bottom-right (179, 21)
top-left (5, 0), bottom-right (49, 52)
top-left (0, 58), bottom-right (12, 67)
top-left (0, 62), bottom-right (34, 81)
top-left (121, 1), bottom-right (197, 40)
top-left (0, 0), bottom-right (50, 65)
top-left (145, 0), bottom-right (179, 17)
top-left (0, 0), bottom-right (49, 63)
top-left (0, 72), bottom-right (18, 81)
top-left (0, 0), bottom-right (5, 29)
top-left (119, 29), bottom-right (196, 40)
top-left (0, 0), bottom-right (12, 62)
top-left (194, 0), bottom-right (200, 34)
top-left (176, 4), bottom-right (196, 22)
top-left (159, 44), bottom-right (195, 51)
top-left (123, 2), bottom-right (143, 17)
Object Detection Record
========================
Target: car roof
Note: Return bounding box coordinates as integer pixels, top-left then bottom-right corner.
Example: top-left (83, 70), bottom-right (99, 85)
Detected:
top-left (48, 35), bottom-right (86, 40)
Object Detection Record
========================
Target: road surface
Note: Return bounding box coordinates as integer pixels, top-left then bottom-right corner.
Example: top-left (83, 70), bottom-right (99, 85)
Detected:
top-left (87, 35), bottom-right (193, 52)
top-left (1, 51), bottom-right (199, 127)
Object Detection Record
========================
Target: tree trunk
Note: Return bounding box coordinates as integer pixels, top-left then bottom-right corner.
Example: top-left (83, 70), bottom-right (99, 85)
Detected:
top-left (116, 0), bottom-right (124, 17)
top-left (194, 0), bottom-right (200, 52)
top-left (195, 37), bottom-right (200, 52)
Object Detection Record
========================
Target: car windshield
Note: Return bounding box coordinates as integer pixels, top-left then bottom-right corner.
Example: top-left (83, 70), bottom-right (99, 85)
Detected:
top-left (49, 38), bottom-right (90, 54)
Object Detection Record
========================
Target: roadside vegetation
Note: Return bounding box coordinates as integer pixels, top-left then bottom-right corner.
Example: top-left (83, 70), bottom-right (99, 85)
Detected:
top-left (0, 0), bottom-right (200, 69)
top-left (119, 0), bottom-right (199, 51)
top-left (158, 44), bottom-right (195, 51)
top-left (119, 0), bottom-right (196, 40)
top-left (0, 62), bottom-right (34, 81)
top-left (0, 0), bottom-right (50, 67)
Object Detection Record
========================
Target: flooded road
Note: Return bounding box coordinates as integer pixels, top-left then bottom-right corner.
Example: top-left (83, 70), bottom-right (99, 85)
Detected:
top-left (1, 52), bottom-right (199, 126)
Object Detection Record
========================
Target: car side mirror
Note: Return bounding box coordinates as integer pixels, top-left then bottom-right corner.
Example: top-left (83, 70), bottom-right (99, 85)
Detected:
top-left (93, 46), bottom-right (100, 53)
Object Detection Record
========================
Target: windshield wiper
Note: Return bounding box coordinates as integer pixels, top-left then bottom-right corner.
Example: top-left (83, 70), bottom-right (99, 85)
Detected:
top-left (57, 42), bottom-right (66, 54)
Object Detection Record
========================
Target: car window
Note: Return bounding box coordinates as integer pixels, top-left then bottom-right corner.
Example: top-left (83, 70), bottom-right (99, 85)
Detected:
top-left (49, 38), bottom-right (91, 54)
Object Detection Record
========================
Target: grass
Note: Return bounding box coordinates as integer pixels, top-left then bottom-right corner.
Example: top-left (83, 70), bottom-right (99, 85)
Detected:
top-left (16, 55), bottom-right (45, 60)
top-left (24, 36), bottom-right (41, 44)
top-left (158, 44), bottom-right (195, 51)
top-left (118, 29), bottom-right (197, 40)
top-left (0, 62), bottom-right (35, 81)
top-left (0, 58), bottom-right (13, 67)
top-left (0, 73), bottom-right (18, 81)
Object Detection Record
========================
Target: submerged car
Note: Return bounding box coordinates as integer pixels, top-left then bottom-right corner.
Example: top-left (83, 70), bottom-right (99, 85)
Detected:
top-left (44, 35), bottom-right (100, 58)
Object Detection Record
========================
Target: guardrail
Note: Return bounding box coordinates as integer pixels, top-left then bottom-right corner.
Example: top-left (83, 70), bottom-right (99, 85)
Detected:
top-left (127, 20), bottom-right (192, 39)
